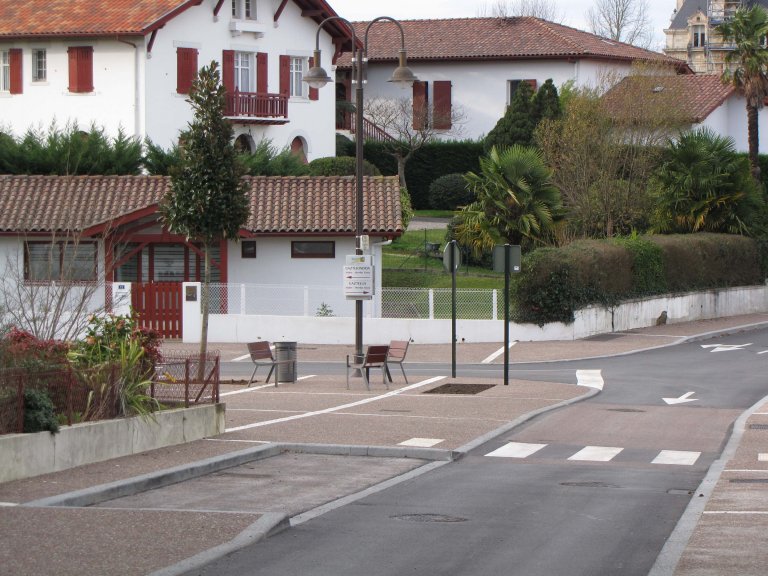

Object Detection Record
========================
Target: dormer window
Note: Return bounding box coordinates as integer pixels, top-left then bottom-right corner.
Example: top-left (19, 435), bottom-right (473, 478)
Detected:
top-left (232, 0), bottom-right (255, 20)
top-left (692, 25), bottom-right (706, 48)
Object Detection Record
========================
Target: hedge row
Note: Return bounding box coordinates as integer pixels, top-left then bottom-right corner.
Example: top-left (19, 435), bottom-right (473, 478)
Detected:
top-left (513, 233), bottom-right (766, 326)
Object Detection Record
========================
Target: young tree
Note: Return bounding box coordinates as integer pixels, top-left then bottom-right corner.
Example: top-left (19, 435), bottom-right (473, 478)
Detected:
top-left (477, 0), bottom-right (564, 21)
top-left (717, 5), bottom-right (768, 180)
top-left (363, 96), bottom-right (465, 190)
top-left (485, 80), bottom-right (536, 152)
top-left (588, 0), bottom-right (654, 49)
top-left (455, 145), bottom-right (562, 254)
top-left (160, 62), bottom-right (249, 371)
top-left (532, 79), bottom-right (561, 123)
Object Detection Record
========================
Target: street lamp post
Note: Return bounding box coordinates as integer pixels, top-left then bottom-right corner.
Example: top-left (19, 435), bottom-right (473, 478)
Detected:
top-left (305, 16), bottom-right (417, 363)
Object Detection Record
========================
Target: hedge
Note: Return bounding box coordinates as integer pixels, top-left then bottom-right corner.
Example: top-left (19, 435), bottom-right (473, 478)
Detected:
top-left (513, 233), bottom-right (765, 326)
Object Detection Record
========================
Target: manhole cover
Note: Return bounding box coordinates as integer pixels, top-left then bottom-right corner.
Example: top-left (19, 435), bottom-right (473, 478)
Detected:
top-left (392, 514), bottom-right (468, 523)
top-left (606, 408), bottom-right (646, 413)
top-left (749, 424), bottom-right (768, 430)
top-left (424, 383), bottom-right (495, 395)
top-left (560, 481), bottom-right (620, 489)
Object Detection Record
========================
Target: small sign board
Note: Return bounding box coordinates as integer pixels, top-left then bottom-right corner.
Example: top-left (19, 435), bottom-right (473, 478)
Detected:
top-left (344, 255), bottom-right (374, 300)
top-left (442, 242), bottom-right (462, 272)
top-left (185, 285), bottom-right (198, 302)
top-left (493, 245), bottom-right (522, 274)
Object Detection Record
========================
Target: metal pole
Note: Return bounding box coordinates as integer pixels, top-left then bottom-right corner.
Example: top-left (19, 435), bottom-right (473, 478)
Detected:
top-left (504, 244), bottom-right (510, 386)
top-left (451, 240), bottom-right (457, 378)
top-left (355, 48), bottom-right (365, 364)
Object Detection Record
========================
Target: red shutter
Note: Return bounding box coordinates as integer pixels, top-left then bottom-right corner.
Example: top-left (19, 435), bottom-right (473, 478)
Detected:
top-left (433, 80), bottom-right (451, 130)
top-left (176, 47), bottom-right (198, 94)
top-left (256, 52), bottom-right (268, 93)
top-left (222, 50), bottom-right (235, 92)
top-left (308, 56), bottom-right (318, 100)
top-left (68, 46), bottom-right (94, 93)
top-left (279, 55), bottom-right (290, 95)
top-left (9, 48), bottom-right (22, 94)
top-left (525, 79), bottom-right (538, 91)
top-left (412, 81), bottom-right (428, 130)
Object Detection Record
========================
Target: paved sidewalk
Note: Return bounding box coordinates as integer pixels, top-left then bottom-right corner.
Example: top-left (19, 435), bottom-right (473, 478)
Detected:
top-left (1, 313), bottom-right (767, 576)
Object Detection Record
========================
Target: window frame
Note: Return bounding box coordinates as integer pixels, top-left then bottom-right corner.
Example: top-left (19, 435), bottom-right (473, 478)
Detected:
top-left (291, 241), bottom-right (335, 259)
top-left (0, 50), bottom-right (9, 92)
top-left (32, 49), bottom-right (47, 82)
top-left (232, 0), bottom-right (255, 20)
top-left (234, 51), bottom-right (253, 92)
top-left (289, 56), bottom-right (306, 98)
top-left (241, 240), bottom-right (257, 259)
top-left (24, 240), bottom-right (98, 282)
top-left (692, 25), bottom-right (706, 49)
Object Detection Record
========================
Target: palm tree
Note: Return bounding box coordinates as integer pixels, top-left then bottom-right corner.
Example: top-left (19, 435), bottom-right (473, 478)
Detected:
top-left (651, 128), bottom-right (762, 235)
top-left (717, 4), bottom-right (768, 179)
top-left (455, 145), bottom-right (562, 255)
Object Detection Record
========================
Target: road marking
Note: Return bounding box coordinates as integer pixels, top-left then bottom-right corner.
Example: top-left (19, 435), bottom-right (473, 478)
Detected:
top-left (297, 375), bottom-right (316, 381)
top-left (663, 391), bottom-right (698, 405)
top-left (760, 453), bottom-right (768, 462)
top-left (399, 438), bottom-right (444, 447)
top-left (231, 353), bottom-right (250, 362)
top-left (220, 384), bottom-right (273, 396)
top-left (482, 341), bottom-right (518, 364)
top-left (225, 376), bottom-right (447, 432)
top-left (758, 350), bottom-right (768, 355)
top-left (0, 502), bottom-right (18, 507)
top-left (568, 446), bottom-right (623, 462)
top-left (486, 442), bottom-right (547, 458)
top-left (701, 343), bottom-right (752, 352)
top-left (652, 450), bottom-right (701, 466)
top-left (576, 370), bottom-right (604, 390)
top-left (704, 511), bottom-right (768, 515)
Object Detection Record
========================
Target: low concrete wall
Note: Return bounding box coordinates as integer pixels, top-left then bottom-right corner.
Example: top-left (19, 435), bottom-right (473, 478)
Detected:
top-left (190, 285), bottom-right (768, 344)
top-left (0, 403), bottom-right (226, 484)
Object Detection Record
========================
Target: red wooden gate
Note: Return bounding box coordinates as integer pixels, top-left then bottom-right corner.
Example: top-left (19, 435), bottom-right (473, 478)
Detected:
top-left (132, 283), bottom-right (182, 339)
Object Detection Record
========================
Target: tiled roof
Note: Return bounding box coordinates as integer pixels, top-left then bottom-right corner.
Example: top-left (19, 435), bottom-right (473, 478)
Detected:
top-left (669, 0), bottom-right (768, 30)
top-left (0, 0), bottom-right (352, 41)
top-left (0, 175), bottom-right (403, 236)
top-left (337, 17), bottom-right (684, 67)
top-left (603, 74), bottom-right (734, 123)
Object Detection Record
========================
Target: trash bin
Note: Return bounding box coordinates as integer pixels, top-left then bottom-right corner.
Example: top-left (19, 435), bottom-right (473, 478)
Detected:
top-left (275, 341), bottom-right (297, 383)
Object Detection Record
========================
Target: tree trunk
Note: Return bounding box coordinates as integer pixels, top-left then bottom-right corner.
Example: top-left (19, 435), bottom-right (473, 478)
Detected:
top-left (748, 103), bottom-right (761, 180)
top-left (396, 155), bottom-right (407, 189)
top-left (198, 243), bottom-right (210, 382)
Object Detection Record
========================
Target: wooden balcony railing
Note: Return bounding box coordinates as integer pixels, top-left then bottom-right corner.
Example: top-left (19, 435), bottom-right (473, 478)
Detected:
top-left (343, 114), bottom-right (396, 143)
top-left (225, 90), bottom-right (288, 119)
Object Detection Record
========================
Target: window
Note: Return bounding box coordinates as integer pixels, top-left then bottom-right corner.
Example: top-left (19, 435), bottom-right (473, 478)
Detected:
top-left (25, 241), bottom-right (97, 282)
top-left (507, 79), bottom-right (537, 105)
top-left (232, 0), bottom-right (255, 19)
top-left (291, 241), bottom-right (335, 259)
top-left (241, 240), bottom-right (257, 258)
top-left (176, 47), bottom-right (198, 94)
top-left (290, 57), bottom-right (305, 97)
top-left (234, 51), bottom-right (252, 91)
top-left (68, 46), bottom-right (94, 93)
top-left (692, 25), bottom-right (706, 48)
top-left (32, 49), bottom-right (46, 82)
top-left (1, 49), bottom-right (22, 94)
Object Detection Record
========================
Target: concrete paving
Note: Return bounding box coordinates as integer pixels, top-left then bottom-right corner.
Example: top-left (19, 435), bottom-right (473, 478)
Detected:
top-left (1, 313), bottom-right (767, 576)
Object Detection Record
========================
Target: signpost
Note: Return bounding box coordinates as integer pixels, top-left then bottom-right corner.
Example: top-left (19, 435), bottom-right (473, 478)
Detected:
top-left (493, 244), bottom-right (521, 386)
top-left (443, 241), bottom-right (461, 378)
top-left (344, 255), bottom-right (374, 300)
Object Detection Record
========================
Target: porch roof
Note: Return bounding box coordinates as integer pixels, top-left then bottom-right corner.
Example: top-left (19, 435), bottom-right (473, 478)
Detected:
top-left (0, 175), bottom-right (404, 237)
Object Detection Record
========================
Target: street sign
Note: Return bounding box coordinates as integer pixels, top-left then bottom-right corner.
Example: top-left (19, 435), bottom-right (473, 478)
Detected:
top-left (442, 242), bottom-right (462, 272)
top-left (344, 255), bottom-right (374, 300)
top-left (493, 245), bottom-right (521, 274)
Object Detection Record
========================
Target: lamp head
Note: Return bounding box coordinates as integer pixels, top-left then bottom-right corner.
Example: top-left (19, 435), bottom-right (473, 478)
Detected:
top-left (304, 49), bottom-right (333, 89)
top-left (388, 49), bottom-right (418, 88)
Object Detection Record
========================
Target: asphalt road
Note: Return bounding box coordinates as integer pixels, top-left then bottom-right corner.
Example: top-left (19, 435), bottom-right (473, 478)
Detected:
top-left (187, 329), bottom-right (768, 576)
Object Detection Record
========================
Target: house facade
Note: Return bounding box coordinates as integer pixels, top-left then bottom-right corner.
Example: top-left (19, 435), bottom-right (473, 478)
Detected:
top-left (0, 0), bottom-right (355, 160)
top-left (664, 0), bottom-right (768, 74)
top-left (334, 17), bottom-right (689, 142)
top-left (0, 175), bottom-right (403, 339)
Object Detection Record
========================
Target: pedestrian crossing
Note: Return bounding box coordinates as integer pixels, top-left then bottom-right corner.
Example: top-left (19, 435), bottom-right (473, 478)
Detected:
top-left (486, 441), bottom-right (701, 466)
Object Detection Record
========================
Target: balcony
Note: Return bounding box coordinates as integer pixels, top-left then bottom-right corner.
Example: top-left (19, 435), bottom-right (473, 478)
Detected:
top-left (224, 90), bottom-right (289, 125)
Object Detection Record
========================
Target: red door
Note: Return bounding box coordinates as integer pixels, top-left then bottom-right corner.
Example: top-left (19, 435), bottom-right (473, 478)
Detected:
top-left (132, 283), bottom-right (182, 338)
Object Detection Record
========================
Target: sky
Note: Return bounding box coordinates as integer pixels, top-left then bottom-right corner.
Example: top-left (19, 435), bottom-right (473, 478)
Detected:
top-left (325, 0), bottom-right (675, 51)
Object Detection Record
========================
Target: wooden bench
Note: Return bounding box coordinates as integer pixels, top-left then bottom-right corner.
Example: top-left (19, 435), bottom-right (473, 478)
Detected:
top-left (346, 345), bottom-right (390, 390)
top-left (386, 340), bottom-right (410, 384)
top-left (247, 341), bottom-right (292, 386)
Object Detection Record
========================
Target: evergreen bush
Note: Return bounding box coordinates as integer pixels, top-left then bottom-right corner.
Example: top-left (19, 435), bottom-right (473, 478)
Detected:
top-left (428, 173), bottom-right (473, 210)
top-left (307, 156), bottom-right (381, 176)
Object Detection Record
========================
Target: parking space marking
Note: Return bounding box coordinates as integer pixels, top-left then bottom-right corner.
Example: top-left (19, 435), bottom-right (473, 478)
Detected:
top-left (652, 450), bottom-right (701, 466)
top-left (568, 446), bottom-right (623, 462)
top-left (399, 438), bottom-right (445, 447)
top-left (486, 442), bottom-right (547, 458)
top-left (482, 341), bottom-right (518, 364)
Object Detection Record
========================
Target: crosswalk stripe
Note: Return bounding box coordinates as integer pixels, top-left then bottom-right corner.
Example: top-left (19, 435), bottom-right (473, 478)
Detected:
top-left (568, 446), bottom-right (623, 462)
top-left (486, 442), bottom-right (547, 458)
top-left (652, 450), bottom-right (701, 466)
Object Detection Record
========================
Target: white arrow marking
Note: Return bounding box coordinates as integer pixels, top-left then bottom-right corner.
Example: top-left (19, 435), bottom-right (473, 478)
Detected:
top-left (663, 391), bottom-right (698, 405)
top-left (576, 370), bottom-right (604, 390)
top-left (701, 343), bottom-right (752, 353)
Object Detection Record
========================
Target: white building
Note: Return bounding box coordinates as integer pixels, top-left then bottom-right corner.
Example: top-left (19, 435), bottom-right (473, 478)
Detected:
top-left (0, 0), bottom-right (356, 160)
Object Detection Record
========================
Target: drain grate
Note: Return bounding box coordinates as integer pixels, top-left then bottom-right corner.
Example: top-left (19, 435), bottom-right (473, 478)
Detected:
top-left (749, 424), bottom-right (768, 430)
top-left (730, 478), bottom-right (768, 484)
top-left (424, 383), bottom-right (495, 395)
top-left (392, 513), bottom-right (468, 523)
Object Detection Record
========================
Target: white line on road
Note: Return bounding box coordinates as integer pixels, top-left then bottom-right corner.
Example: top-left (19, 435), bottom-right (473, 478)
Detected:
top-left (482, 341), bottom-right (518, 364)
top-left (486, 442), bottom-right (547, 458)
top-left (225, 376), bottom-right (447, 432)
top-left (652, 450), bottom-right (701, 466)
top-left (568, 446), bottom-right (623, 462)
top-left (231, 353), bottom-right (251, 362)
top-left (576, 370), bottom-right (604, 390)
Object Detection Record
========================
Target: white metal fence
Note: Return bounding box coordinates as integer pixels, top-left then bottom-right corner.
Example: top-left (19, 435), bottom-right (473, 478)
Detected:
top-left (206, 283), bottom-right (506, 320)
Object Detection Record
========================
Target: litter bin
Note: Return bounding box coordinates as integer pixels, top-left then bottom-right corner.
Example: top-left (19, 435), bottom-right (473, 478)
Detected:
top-left (275, 341), bottom-right (297, 383)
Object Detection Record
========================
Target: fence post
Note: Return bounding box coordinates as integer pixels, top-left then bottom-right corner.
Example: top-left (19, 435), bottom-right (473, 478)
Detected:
top-left (429, 289), bottom-right (435, 320)
top-left (184, 359), bottom-right (190, 408)
top-left (240, 283), bottom-right (246, 315)
top-left (492, 289), bottom-right (498, 320)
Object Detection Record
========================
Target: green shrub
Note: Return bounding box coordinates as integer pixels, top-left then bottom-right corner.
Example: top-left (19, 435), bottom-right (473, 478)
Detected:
top-left (612, 234), bottom-right (667, 296)
top-left (428, 173), bottom-right (474, 210)
top-left (307, 156), bottom-right (381, 176)
top-left (23, 388), bottom-right (59, 434)
top-left (0, 327), bottom-right (69, 370)
top-left (336, 134), bottom-right (355, 157)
